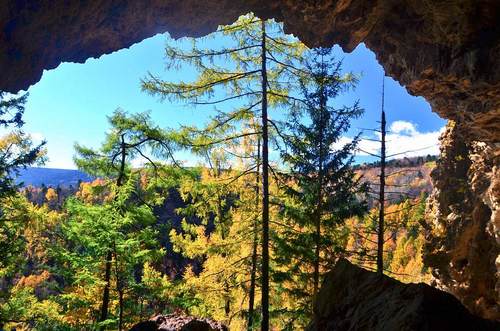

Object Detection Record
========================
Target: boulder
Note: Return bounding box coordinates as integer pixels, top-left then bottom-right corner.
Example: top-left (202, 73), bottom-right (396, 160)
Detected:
top-left (129, 314), bottom-right (227, 331)
top-left (307, 258), bottom-right (499, 331)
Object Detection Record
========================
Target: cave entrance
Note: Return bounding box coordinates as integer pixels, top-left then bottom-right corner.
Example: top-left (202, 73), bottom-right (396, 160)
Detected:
top-left (20, 19), bottom-right (445, 170)
top-left (1, 2), bottom-right (498, 325)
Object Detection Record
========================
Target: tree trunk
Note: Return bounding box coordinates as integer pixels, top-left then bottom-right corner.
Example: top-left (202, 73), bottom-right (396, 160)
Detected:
top-left (114, 245), bottom-right (124, 331)
top-left (248, 136), bottom-right (260, 330)
top-left (260, 19), bottom-right (270, 331)
top-left (100, 134), bottom-right (127, 326)
top-left (225, 285), bottom-right (231, 318)
top-left (116, 134), bottom-right (126, 187)
top-left (313, 91), bottom-right (325, 299)
top-left (313, 214), bottom-right (321, 297)
top-left (99, 250), bottom-right (113, 324)
top-left (377, 105), bottom-right (386, 275)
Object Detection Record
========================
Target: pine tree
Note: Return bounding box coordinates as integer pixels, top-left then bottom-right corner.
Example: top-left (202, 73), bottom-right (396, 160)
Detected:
top-left (58, 175), bottom-right (161, 329)
top-left (0, 91), bottom-right (46, 198)
top-left (69, 110), bottom-right (180, 329)
top-left (142, 14), bottom-right (306, 330)
top-left (0, 92), bottom-right (49, 328)
top-left (274, 47), bottom-right (367, 327)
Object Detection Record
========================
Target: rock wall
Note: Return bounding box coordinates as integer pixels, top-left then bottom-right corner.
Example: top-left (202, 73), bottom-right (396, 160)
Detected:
top-left (424, 121), bottom-right (499, 319)
top-left (306, 258), bottom-right (499, 331)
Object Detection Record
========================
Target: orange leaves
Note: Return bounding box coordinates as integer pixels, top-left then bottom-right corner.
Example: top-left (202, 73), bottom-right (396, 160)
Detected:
top-left (15, 270), bottom-right (51, 289)
top-left (76, 178), bottom-right (112, 203)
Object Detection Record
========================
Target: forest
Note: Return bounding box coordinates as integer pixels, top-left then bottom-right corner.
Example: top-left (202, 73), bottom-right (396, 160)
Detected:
top-left (0, 15), bottom-right (435, 331)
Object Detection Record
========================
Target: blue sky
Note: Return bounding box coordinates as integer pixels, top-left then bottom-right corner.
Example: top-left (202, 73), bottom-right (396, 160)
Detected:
top-left (21, 28), bottom-right (445, 169)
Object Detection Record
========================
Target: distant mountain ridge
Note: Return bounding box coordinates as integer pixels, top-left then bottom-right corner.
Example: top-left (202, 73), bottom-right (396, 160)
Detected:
top-left (15, 167), bottom-right (93, 187)
top-left (16, 155), bottom-right (438, 191)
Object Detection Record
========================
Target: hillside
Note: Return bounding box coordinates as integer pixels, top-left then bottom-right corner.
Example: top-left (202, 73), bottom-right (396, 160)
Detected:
top-left (9, 158), bottom-right (439, 330)
top-left (14, 167), bottom-right (94, 187)
top-left (357, 160), bottom-right (436, 205)
top-left (17, 157), bottom-right (437, 192)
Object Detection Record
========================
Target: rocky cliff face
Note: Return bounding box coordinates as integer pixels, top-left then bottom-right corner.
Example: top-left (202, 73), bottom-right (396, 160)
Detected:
top-left (307, 258), bottom-right (499, 331)
top-left (424, 121), bottom-right (499, 320)
top-left (1, 1), bottom-right (499, 143)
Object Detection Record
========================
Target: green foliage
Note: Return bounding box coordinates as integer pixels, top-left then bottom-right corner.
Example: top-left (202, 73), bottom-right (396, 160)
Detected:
top-left (273, 47), bottom-right (367, 327)
top-left (0, 91), bottom-right (46, 198)
top-left (142, 13), bottom-right (308, 329)
top-left (64, 110), bottom-right (187, 329)
top-left (141, 13), bottom-right (306, 157)
top-left (346, 197), bottom-right (431, 283)
top-left (0, 15), bottom-right (436, 331)
top-left (74, 109), bottom-right (181, 180)
top-left (1, 286), bottom-right (64, 330)
top-left (53, 175), bottom-right (162, 329)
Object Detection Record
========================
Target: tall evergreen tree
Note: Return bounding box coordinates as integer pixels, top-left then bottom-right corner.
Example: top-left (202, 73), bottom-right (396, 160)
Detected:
top-left (0, 91), bottom-right (48, 329)
top-left (274, 48), bottom-right (367, 327)
top-left (71, 110), bottom-right (180, 329)
top-left (0, 92), bottom-right (46, 197)
top-left (59, 176), bottom-right (160, 330)
top-left (142, 14), bottom-right (305, 330)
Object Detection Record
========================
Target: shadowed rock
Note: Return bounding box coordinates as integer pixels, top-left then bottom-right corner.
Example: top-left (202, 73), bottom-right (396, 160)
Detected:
top-left (424, 122), bottom-right (499, 319)
top-left (306, 258), bottom-right (499, 331)
top-left (129, 314), bottom-right (228, 331)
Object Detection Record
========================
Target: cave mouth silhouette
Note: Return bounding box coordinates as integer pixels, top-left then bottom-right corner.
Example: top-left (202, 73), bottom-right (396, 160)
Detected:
top-left (1, 2), bottom-right (498, 144)
top-left (1, 1), bottom-right (498, 321)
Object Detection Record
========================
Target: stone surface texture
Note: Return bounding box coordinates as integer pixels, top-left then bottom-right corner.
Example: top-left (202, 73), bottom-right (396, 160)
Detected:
top-left (129, 314), bottom-right (227, 331)
top-left (424, 121), bottom-right (499, 319)
top-left (306, 258), bottom-right (499, 331)
top-left (1, 1), bottom-right (498, 143)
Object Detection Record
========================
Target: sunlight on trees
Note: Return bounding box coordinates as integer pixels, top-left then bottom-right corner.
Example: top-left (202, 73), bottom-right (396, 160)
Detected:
top-left (0, 15), bottom-right (435, 331)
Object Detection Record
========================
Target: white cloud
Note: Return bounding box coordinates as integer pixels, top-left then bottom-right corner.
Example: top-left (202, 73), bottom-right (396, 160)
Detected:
top-left (390, 120), bottom-right (417, 135)
top-left (336, 121), bottom-right (445, 159)
top-left (331, 136), bottom-right (356, 151)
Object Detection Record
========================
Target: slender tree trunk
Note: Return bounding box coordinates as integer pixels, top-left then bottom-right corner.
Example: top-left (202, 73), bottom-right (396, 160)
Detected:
top-left (260, 19), bottom-right (270, 331)
top-left (100, 134), bottom-right (127, 326)
top-left (224, 284), bottom-right (231, 317)
top-left (313, 92), bottom-right (325, 299)
top-left (114, 245), bottom-right (124, 331)
top-left (99, 250), bottom-right (113, 323)
top-left (248, 136), bottom-right (260, 330)
top-left (313, 214), bottom-right (321, 296)
top-left (219, 195), bottom-right (232, 318)
top-left (313, 159), bottom-right (322, 296)
top-left (377, 87), bottom-right (386, 275)
top-left (116, 134), bottom-right (126, 187)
